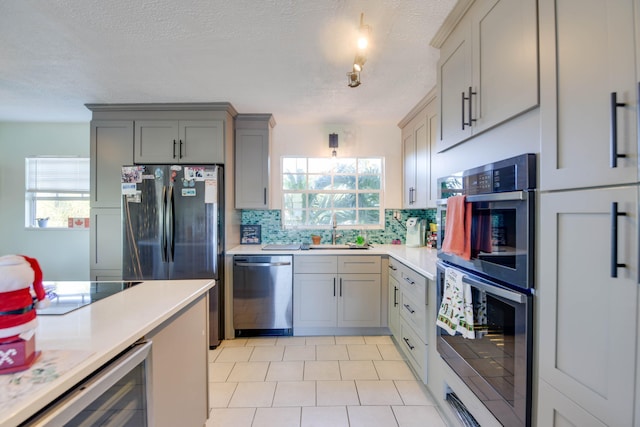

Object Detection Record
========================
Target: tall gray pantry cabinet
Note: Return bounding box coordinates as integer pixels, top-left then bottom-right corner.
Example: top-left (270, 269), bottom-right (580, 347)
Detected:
top-left (86, 103), bottom-right (237, 281)
top-left (537, 1), bottom-right (640, 426)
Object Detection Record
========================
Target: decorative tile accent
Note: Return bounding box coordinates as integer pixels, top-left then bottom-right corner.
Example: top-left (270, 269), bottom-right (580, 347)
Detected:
top-left (241, 209), bottom-right (436, 245)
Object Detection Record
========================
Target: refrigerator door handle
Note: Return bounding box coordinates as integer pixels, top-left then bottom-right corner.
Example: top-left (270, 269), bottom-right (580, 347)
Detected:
top-left (167, 185), bottom-right (175, 262)
top-left (161, 185), bottom-right (168, 262)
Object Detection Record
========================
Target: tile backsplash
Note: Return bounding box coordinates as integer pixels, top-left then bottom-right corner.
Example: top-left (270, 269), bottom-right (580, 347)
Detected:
top-left (241, 209), bottom-right (436, 245)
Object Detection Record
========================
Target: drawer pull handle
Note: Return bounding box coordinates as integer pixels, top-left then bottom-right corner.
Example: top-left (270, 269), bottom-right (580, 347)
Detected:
top-left (610, 202), bottom-right (627, 277)
top-left (403, 337), bottom-right (415, 350)
top-left (403, 303), bottom-right (415, 314)
top-left (610, 91), bottom-right (627, 168)
top-left (389, 264), bottom-right (397, 271)
top-left (404, 276), bottom-right (415, 285)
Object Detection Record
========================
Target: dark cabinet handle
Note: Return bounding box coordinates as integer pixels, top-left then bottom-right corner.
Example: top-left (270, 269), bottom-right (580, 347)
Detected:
top-left (610, 92), bottom-right (627, 168)
top-left (403, 337), bottom-right (415, 350)
top-left (179, 139), bottom-right (183, 159)
top-left (462, 87), bottom-right (477, 129)
top-left (404, 276), bottom-right (415, 286)
top-left (393, 286), bottom-right (398, 307)
top-left (461, 91), bottom-right (466, 130)
top-left (610, 202), bottom-right (627, 278)
top-left (334, 278), bottom-right (336, 296)
top-left (403, 303), bottom-right (415, 314)
top-left (339, 278), bottom-right (343, 297)
top-left (172, 139), bottom-right (177, 159)
top-left (264, 188), bottom-right (267, 205)
top-left (388, 264), bottom-right (397, 271)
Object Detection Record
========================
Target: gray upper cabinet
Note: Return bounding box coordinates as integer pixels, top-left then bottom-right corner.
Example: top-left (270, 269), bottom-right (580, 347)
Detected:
top-left (539, 0), bottom-right (638, 190)
top-left (90, 120), bottom-right (134, 208)
top-left (235, 114), bottom-right (275, 209)
top-left (134, 120), bottom-right (224, 164)
top-left (399, 89), bottom-right (437, 209)
top-left (433, 0), bottom-right (538, 152)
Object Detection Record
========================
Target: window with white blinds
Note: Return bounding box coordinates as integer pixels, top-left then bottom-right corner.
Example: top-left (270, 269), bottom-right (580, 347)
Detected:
top-left (25, 157), bottom-right (90, 228)
top-left (26, 157), bottom-right (90, 193)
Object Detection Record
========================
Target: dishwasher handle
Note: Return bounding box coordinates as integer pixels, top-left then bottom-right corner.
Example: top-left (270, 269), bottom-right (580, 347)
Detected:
top-left (234, 261), bottom-right (292, 267)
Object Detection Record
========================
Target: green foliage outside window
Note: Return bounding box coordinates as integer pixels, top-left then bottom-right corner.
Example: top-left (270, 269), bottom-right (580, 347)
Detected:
top-left (282, 157), bottom-right (383, 229)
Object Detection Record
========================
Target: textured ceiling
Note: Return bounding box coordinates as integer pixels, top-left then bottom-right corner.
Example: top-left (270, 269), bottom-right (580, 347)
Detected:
top-left (0, 0), bottom-right (455, 124)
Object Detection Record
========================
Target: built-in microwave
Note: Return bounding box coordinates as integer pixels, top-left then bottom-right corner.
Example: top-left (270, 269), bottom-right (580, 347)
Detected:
top-left (436, 154), bottom-right (536, 290)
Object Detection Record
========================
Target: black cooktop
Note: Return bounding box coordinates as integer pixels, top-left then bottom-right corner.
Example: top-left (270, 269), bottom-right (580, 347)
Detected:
top-left (37, 281), bottom-right (142, 315)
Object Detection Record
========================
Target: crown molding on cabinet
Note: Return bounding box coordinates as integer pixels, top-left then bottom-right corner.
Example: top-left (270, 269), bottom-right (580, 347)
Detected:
top-left (397, 86), bottom-right (437, 128)
top-left (236, 113), bottom-right (276, 128)
top-left (429, 0), bottom-right (474, 48)
top-left (85, 102), bottom-right (238, 117)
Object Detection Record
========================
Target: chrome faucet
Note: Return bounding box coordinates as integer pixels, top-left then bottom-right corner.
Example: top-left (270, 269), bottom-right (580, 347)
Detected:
top-left (331, 215), bottom-right (342, 245)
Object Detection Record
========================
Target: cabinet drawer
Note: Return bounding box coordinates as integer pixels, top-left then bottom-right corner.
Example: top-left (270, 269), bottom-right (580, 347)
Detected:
top-left (388, 257), bottom-right (403, 282)
top-left (399, 290), bottom-right (426, 339)
top-left (399, 319), bottom-right (426, 381)
top-left (295, 256), bottom-right (337, 274)
top-left (397, 265), bottom-right (426, 305)
top-left (338, 255), bottom-right (381, 274)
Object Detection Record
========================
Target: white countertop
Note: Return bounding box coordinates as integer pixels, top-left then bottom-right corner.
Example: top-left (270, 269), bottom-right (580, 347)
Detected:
top-left (228, 244), bottom-right (438, 280)
top-left (1, 279), bottom-right (213, 427)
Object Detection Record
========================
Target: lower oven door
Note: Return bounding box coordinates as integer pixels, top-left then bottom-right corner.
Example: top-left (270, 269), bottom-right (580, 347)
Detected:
top-left (24, 341), bottom-right (152, 426)
top-left (436, 261), bottom-right (533, 427)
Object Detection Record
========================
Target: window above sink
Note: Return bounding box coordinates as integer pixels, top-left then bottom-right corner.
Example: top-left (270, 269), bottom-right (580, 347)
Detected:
top-left (281, 157), bottom-right (384, 230)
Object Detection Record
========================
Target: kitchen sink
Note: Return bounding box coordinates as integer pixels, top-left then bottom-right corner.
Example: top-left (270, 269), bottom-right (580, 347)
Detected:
top-left (303, 243), bottom-right (370, 250)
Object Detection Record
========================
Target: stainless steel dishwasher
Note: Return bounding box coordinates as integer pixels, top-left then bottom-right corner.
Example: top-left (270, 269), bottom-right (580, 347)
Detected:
top-left (233, 255), bottom-right (293, 336)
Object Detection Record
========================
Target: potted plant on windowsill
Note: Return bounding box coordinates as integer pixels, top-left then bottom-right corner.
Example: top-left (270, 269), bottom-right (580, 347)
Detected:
top-left (36, 218), bottom-right (49, 228)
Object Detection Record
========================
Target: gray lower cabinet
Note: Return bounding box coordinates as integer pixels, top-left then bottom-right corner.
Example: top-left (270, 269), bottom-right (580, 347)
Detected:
top-left (537, 186), bottom-right (638, 426)
top-left (234, 114), bottom-right (275, 209)
top-left (387, 256), bottom-right (428, 383)
top-left (146, 294), bottom-right (209, 427)
top-left (293, 255), bottom-right (382, 334)
top-left (89, 208), bottom-right (122, 279)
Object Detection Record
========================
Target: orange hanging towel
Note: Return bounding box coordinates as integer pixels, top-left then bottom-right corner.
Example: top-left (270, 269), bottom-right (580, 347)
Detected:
top-left (441, 195), bottom-right (471, 260)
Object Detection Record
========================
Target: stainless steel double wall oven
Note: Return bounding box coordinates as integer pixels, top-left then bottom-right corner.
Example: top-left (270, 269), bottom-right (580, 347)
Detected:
top-left (435, 154), bottom-right (536, 427)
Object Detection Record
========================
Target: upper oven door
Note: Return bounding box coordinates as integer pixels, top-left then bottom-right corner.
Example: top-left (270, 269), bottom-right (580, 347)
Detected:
top-left (437, 190), bottom-right (534, 289)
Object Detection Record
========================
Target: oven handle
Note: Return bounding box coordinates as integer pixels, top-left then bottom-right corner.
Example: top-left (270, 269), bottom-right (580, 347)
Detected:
top-left (436, 190), bottom-right (528, 205)
top-left (462, 274), bottom-right (526, 304)
top-left (438, 261), bottom-right (526, 304)
top-left (29, 340), bottom-right (152, 425)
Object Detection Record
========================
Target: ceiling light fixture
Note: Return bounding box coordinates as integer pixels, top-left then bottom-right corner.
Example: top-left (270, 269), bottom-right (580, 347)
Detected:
top-left (329, 133), bottom-right (339, 157)
top-left (347, 69), bottom-right (361, 88)
top-left (347, 13), bottom-right (370, 88)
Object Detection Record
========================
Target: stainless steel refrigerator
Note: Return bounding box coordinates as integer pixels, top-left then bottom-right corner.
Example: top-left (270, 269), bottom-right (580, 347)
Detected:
top-left (121, 164), bottom-right (224, 348)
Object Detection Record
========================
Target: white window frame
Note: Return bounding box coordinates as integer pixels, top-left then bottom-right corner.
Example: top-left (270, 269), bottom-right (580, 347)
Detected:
top-left (281, 156), bottom-right (384, 230)
top-left (25, 156), bottom-right (90, 228)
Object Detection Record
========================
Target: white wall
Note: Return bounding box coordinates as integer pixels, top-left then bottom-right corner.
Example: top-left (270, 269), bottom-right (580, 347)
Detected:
top-left (269, 121), bottom-right (403, 209)
top-left (0, 122), bottom-right (90, 280)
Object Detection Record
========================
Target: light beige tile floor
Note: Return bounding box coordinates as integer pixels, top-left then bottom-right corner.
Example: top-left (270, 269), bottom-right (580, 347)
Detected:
top-left (206, 335), bottom-right (448, 427)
